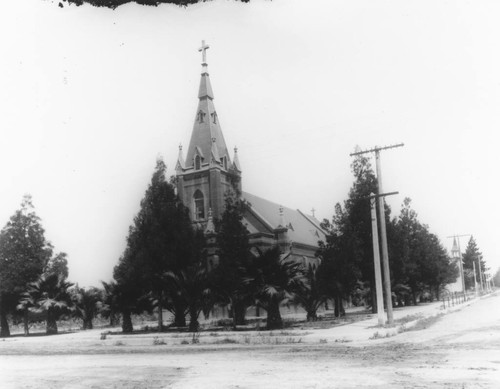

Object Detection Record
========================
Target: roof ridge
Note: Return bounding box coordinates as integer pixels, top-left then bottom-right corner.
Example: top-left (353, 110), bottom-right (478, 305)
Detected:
top-left (297, 209), bottom-right (327, 234)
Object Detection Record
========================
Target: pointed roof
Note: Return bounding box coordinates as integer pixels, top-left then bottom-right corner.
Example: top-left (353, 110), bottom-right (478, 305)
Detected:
top-left (232, 147), bottom-right (242, 171)
top-left (185, 41), bottom-right (231, 170)
top-left (451, 237), bottom-right (460, 258)
top-left (176, 144), bottom-right (185, 171)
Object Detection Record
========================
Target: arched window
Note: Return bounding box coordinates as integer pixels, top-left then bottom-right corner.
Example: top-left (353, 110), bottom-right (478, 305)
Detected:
top-left (198, 110), bottom-right (205, 123)
top-left (194, 190), bottom-right (205, 220)
top-left (220, 156), bottom-right (227, 170)
top-left (195, 155), bottom-right (201, 170)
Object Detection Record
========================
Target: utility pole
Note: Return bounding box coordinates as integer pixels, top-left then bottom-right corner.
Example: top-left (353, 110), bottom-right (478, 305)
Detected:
top-left (368, 191), bottom-right (398, 325)
top-left (473, 261), bottom-right (479, 297)
top-left (447, 234), bottom-right (470, 293)
top-left (478, 256), bottom-right (484, 293)
top-left (351, 143), bottom-right (403, 326)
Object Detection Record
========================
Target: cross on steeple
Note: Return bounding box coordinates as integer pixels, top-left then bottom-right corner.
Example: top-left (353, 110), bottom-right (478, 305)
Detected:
top-left (199, 40), bottom-right (210, 64)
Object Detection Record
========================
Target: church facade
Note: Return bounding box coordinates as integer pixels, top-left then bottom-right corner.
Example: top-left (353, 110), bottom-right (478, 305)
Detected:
top-left (175, 42), bottom-right (326, 266)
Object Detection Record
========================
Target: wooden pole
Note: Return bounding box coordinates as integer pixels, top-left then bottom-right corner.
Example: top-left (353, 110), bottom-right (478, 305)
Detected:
top-left (375, 150), bottom-right (394, 325)
top-left (473, 261), bottom-right (479, 297)
top-left (370, 194), bottom-right (385, 325)
top-left (478, 256), bottom-right (484, 293)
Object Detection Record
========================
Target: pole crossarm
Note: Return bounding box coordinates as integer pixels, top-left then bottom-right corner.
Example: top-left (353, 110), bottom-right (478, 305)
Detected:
top-left (350, 143), bottom-right (404, 157)
top-left (446, 234), bottom-right (471, 239)
top-left (348, 142), bottom-right (404, 326)
top-left (362, 191), bottom-right (399, 200)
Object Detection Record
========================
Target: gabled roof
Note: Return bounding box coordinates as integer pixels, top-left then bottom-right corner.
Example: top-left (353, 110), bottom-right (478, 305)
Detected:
top-left (242, 191), bottom-right (327, 248)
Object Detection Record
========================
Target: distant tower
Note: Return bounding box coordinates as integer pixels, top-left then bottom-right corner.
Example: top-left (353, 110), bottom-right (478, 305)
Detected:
top-left (449, 237), bottom-right (465, 293)
top-left (176, 41), bottom-right (242, 226)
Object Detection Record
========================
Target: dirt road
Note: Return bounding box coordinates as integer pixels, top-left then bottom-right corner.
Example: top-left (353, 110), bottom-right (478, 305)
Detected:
top-left (1, 294), bottom-right (499, 388)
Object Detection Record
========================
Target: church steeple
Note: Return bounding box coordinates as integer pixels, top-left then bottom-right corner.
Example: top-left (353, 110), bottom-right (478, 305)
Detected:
top-left (185, 40), bottom-right (230, 171)
top-left (176, 41), bottom-right (242, 223)
top-left (451, 237), bottom-right (460, 258)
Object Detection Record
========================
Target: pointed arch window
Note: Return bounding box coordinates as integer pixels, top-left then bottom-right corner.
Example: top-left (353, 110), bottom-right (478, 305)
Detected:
top-left (195, 155), bottom-right (201, 170)
top-left (193, 190), bottom-right (205, 220)
top-left (197, 110), bottom-right (206, 123)
top-left (211, 112), bottom-right (218, 124)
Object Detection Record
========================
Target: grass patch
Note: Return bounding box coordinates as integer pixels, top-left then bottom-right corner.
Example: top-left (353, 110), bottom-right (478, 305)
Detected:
top-left (152, 336), bottom-right (166, 346)
top-left (214, 337), bottom-right (239, 344)
top-left (405, 314), bottom-right (443, 332)
top-left (394, 313), bottom-right (423, 325)
top-left (369, 331), bottom-right (395, 340)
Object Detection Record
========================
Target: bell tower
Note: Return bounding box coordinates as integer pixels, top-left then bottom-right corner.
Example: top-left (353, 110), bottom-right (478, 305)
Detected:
top-left (176, 41), bottom-right (242, 225)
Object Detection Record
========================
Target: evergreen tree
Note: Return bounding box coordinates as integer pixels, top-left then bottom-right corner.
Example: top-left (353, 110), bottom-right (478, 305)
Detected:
top-left (317, 213), bottom-right (361, 317)
top-left (391, 198), bottom-right (426, 305)
top-left (114, 158), bottom-right (194, 331)
top-left (45, 252), bottom-right (69, 280)
top-left (493, 268), bottom-right (500, 288)
top-left (421, 233), bottom-right (457, 299)
top-left (321, 153), bottom-right (381, 313)
top-left (462, 236), bottom-right (487, 290)
top-left (213, 193), bottom-right (252, 327)
top-left (0, 195), bottom-right (53, 337)
top-left (391, 198), bottom-right (458, 302)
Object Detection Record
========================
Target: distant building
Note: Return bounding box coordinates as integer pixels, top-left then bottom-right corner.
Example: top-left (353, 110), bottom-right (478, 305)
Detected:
top-left (447, 237), bottom-right (465, 293)
top-left (175, 42), bottom-right (326, 266)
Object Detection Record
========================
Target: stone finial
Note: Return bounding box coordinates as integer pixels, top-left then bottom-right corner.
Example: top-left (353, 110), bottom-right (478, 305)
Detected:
top-left (205, 208), bottom-right (216, 235)
top-left (278, 205), bottom-right (286, 229)
top-left (232, 146), bottom-right (242, 172)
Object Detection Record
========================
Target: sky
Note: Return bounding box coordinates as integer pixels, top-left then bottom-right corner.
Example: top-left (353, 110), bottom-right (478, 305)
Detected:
top-left (1, 0), bottom-right (499, 287)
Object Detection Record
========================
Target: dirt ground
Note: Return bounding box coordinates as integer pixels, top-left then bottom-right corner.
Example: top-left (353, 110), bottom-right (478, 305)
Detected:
top-left (1, 294), bottom-right (499, 388)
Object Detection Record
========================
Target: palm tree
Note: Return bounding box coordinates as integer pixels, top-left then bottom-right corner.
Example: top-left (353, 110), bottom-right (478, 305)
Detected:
top-left (73, 286), bottom-right (103, 330)
top-left (19, 273), bottom-right (74, 335)
top-left (164, 261), bottom-right (212, 332)
top-left (293, 263), bottom-right (327, 321)
top-left (245, 246), bottom-right (305, 330)
top-left (101, 281), bottom-right (120, 327)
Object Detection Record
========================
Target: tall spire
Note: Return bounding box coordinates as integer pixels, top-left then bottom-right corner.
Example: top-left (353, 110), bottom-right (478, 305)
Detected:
top-left (232, 146), bottom-right (242, 172)
top-left (451, 237), bottom-right (460, 258)
top-left (185, 40), bottom-right (230, 170)
top-left (176, 143), bottom-right (185, 172)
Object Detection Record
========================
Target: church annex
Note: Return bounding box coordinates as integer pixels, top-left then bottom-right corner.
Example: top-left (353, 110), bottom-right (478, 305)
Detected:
top-left (175, 41), bottom-right (326, 266)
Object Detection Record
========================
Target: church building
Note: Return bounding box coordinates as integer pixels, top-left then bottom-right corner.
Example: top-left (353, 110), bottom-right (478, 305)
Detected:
top-left (175, 41), bottom-right (326, 266)
top-left (447, 237), bottom-right (465, 293)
